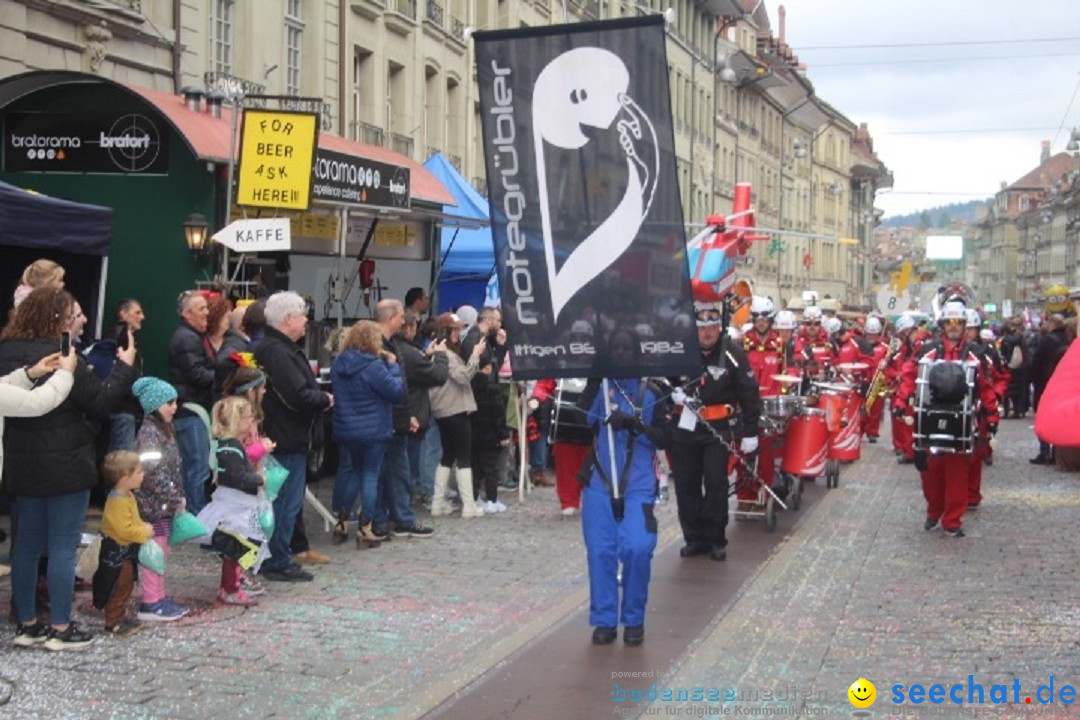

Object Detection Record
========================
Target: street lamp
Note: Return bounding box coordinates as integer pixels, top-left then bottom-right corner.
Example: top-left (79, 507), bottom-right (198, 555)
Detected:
top-left (183, 211), bottom-right (210, 259)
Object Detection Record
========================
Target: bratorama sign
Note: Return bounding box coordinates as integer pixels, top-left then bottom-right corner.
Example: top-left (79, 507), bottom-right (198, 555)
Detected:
top-left (474, 15), bottom-right (699, 379)
top-left (3, 111), bottom-right (169, 174)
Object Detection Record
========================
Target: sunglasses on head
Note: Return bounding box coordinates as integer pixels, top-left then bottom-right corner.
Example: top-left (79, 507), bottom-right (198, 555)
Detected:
top-left (695, 309), bottom-right (721, 322)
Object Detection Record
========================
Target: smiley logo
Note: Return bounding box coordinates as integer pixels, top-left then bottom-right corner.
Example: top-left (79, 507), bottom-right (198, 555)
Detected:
top-left (848, 678), bottom-right (876, 709)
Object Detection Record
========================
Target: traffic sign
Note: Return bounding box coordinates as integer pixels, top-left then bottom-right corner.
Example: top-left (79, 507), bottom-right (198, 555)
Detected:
top-left (236, 109), bottom-right (319, 210)
top-left (212, 218), bottom-right (291, 253)
top-left (877, 285), bottom-right (913, 316)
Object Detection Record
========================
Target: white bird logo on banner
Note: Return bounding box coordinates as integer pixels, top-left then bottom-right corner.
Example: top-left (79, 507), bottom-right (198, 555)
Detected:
top-left (532, 47), bottom-right (659, 321)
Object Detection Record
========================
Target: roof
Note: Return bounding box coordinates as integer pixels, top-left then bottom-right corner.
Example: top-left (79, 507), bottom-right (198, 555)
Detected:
top-left (0, 180), bottom-right (113, 256)
top-left (422, 153), bottom-right (493, 276)
top-left (1007, 152), bottom-right (1080, 192)
top-left (0, 71), bottom-right (452, 207)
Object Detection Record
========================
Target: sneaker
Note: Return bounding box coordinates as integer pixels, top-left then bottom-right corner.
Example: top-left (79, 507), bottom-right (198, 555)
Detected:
top-left (1029, 455), bottom-right (1052, 465)
top-left (393, 522), bottom-right (434, 538)
top-left (217, 588), bottom-right (258, 607)
top-left (43, 622), bottom-right (95, 651)
top-left (897, 457), bottom-right (915, 465)
top-left (623, 625), bottom-right (645, 646)
top-left (924, 518), bottom-right (939, 531)
top-left (591, 626), bottom-right (617, 645)
top-left (240, 572), bottom-right (267, 596)
top-left (105, 619), bottom-right (144, 638)
top-left (709, 546), bottom-right (727, 562)
top-left (293, 550), bottom-right (331, 565)
top-left (137, 600), bottom-right (185, 622)
top-left (679, 543), bottom-right (710, 558)
top-left (161, 599), bottom-right (190, 618)
top-left (967, 503), bottom-right (980, 511)
top-left (260, 564), bottom-right (314, 582)
top-left (866, 435), bottom-right (878, 444)
top-left (371, 527), bottom-right (393, 542)
top-left (561, 507), bottom-right (579, 517)
top-left (13, 620), bottom-right (49, 647)
top-left (489, 500), bottom-right (507, 513)
top-left (944, 527), bottom-right (965, 538)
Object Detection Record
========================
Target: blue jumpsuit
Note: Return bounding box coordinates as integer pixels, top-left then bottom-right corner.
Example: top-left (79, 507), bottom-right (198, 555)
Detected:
top-left (582, 379), bottom-right (668, 630)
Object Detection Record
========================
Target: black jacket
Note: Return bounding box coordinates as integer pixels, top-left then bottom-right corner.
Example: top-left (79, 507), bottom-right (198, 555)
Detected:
top-left (396, 337), bottom-right (448, 432)
top-left (255, 327), bottom-right (331, 453)
top-left (215, 438), bottom-right (263, 495)
top-left (0, 337), bottom-right (138, 497)
top-left (168, 321), bottom-right (215, 414)
top-left (670, 334), bottom-right (761, 442)
top-left (470, 372), bottom-right (509, 449)
top-left (214, 330), bottom-right (253, 399)
top-left (1031, 327), bottom-right (1068, 404)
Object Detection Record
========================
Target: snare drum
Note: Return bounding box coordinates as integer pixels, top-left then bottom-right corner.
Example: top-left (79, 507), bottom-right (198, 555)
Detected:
top-left (781, 408), bottom-right (829, 477)
top-left (762, 395), bottom-right (805, 420)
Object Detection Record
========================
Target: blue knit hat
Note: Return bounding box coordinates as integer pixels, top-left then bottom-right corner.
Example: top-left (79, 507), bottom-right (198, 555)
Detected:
top-left (133, 376), bottom-right (178, 414)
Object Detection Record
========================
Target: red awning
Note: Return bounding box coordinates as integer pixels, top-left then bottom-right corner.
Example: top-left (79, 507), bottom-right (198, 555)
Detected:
top-left (120, 82), bottom-right (454, 207)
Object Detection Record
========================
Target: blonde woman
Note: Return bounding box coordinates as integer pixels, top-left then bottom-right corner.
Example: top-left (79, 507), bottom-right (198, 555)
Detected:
top-left (331, 320), bottom-right (405, 547)
top-left (13, 259), bottom-right (65, 308)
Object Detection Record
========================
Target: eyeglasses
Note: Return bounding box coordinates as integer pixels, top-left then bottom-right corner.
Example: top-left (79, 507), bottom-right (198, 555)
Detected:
top-left (751, 313), bottom-right (771, 321)
top-left (804, 320), bottom-right (821, 326)
top-left (943, 318), bottom-right (966, 326)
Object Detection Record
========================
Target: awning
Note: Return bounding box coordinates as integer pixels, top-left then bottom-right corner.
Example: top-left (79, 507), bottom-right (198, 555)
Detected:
top-left (0, 70), bottom-right (454, 207)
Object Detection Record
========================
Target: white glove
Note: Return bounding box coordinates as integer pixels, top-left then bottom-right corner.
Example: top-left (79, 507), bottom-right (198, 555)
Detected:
top-left (671, 387), bottom-right (687, 406)
top-left (740, 436), bottom-right (759, 454)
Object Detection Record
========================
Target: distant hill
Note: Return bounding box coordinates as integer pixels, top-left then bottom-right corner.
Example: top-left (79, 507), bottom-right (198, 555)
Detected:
top-left (881, 199), bottom-right (988, 228)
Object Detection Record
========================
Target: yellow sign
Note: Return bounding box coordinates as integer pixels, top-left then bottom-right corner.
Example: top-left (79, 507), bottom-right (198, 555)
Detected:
top-left (889, 261), bottom-right (915, 293)
top-left (374, 223), bottom-right (417, 248)
top-left (236, 110), bottom-right (319, 210)
top-left (229, 207), bottom-right (339, 241)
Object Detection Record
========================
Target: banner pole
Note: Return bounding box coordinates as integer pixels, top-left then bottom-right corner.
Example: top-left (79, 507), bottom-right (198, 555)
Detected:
top-left (602, 379), bottom-right (620, 500)
top-left (518, 382), bottom-right (528, 502)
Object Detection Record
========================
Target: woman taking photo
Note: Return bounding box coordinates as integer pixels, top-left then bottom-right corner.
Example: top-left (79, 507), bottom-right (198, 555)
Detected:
top-left (429, 312), bottom-right (486, 519)
top-left (331, 320), bottom-right (405, 547)
top-left (0, 287), bottom-right (138, 650)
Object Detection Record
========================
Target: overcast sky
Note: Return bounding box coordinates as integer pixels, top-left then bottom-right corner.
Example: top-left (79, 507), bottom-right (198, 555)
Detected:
top-left (761, 0), bottom-right (1080, 218)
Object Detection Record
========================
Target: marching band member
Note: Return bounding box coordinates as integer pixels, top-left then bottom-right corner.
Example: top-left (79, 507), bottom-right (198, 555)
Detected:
top-left (893, 300), bottom-right (1000, 537)
top-left (774, 310), bottom-right (798, 375)
top-left (857, 317), bottom-right (890, 444)
top-left (792, 307), bottom-right (836, 390)
top-left (668, 301), bottom-right (761, 562)
top-left (735, 297), bottom-right (783, 505)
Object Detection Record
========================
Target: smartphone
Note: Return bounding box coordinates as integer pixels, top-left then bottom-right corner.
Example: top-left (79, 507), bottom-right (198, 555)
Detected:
top-left (435, 328), bottom-right (450, 344)
top-left (60, 331), bottom-right (71, 357)
top-left (115, 320), bottom-right (129, 350)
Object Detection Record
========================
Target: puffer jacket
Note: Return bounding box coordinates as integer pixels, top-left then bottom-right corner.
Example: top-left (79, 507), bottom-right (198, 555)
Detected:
top-left (0, 365), bottom-right (74, 482)
top-left (168, 320), bottom-right (215, 415)
top-left (429, 349), bottom-right (479, 419)
top-left (0, 337), bottom-right (138, 497)
top-left (332, 348), bottom-right (405, 444)
top-left (135, 415), bottom-right (185, 523)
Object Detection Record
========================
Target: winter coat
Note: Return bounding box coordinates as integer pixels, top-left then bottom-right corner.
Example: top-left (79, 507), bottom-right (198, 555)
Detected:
top-left (470, 372), bottom-right (509, 449)
top-left (255, 327), bottom-right (332, 453)
top-left (1031, 327), bottom-right (1068, 407)
top-left (135, 416), bottom-right (185, 523)
top-left (168, 320), bottom-right (215, 415)
top-left (331, 348), bottom-right (405, 444)
top-left (0, 365), bottom-right (74, 481)
top-left (213, 330), bottom-right (252, 399)
top-left (396, 337), bottom-right (448, 433)
top-left (429, 349), bottom-right (479, 419)
top-left (0, 338), bottom-right (137, 497)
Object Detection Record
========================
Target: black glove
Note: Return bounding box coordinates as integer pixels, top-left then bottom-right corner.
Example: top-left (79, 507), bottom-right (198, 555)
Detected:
top-left (607, 410), bottom-right (645, 435)
top-left (988, 422), bottom-right (998, 437)
top-left (892, 403), bottom-right (908, 420)
top-left (914, 450), bottom-right (928, 473)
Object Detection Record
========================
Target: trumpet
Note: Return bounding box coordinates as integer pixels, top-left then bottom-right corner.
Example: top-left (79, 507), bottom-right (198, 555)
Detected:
top-left (865, 338), bottom-right (901, 412)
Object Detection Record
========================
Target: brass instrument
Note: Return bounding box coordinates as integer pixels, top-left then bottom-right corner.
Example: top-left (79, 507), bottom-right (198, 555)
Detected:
top-left (865, 337), bottom-right (901, 412)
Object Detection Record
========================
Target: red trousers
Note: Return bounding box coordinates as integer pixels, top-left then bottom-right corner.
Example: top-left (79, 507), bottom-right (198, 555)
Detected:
top-left (862, 398), bottom-right (884, 438)
top-left (552, 443), bottom-right (588, 510)
top-left (891, 404), bottom-right (914, 459)
top-left (921, 452), bottom-right (971, 531)
top-left (968, 432), bottom-right (990, 507)
top-left (736, 433), bottom-right (775, 501)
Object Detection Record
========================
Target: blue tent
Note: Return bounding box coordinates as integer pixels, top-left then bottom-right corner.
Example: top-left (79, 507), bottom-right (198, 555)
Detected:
top-left (422, 154), bottom-right (494, 312)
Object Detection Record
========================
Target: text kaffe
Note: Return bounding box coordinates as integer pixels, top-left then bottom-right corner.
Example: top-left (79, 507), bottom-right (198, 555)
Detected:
top-left (230, 227), bottom-right (286, 244)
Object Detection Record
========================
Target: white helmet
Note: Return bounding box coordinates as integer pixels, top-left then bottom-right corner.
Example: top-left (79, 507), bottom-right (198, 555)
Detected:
top-left (865, 317), bottom-right (883, 335)
top-left (803, 306), bottom-right (823, 323)
top-left (823, 317), bottom-right (843, 336)
top-left (693, 300), bottom-right (723, 327)
top-left (894, 314), bottom-right (917, 334)
top-left (774, 310), bottom-right (797, 330)
top-left (979, 328), bottom-right (994, 342)
top-left (965, 309), bottom-right (982, 328)
top-left (939, 300), bottom-right (967, 323)
top-left (750, 296), bottom-right (775, 318)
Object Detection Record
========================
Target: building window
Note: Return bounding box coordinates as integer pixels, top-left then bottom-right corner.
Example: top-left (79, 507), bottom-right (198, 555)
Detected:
top-left (212, 0), bottom-right (234, 75)
top-left (286, 0), bottom-right (303, 96)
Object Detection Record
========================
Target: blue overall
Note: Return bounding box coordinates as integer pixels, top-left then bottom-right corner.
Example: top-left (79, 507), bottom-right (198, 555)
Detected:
top-left (582, 379), bottom-right (662, 630)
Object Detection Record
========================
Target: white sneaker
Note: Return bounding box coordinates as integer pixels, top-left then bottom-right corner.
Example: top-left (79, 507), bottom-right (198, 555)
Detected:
top-left (483, 500), bottom-right (498, 514)
top-left (561, 507), bottom-right (579, 517)
top-left (490, 500), bottom-right (507, 513)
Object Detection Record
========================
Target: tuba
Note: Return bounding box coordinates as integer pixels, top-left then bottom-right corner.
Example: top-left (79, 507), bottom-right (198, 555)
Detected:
top-left (931, 283), bottom-right (978, 321)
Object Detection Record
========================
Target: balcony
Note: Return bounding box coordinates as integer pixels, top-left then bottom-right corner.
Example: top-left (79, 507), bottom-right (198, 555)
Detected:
top-left (449, 14), bottom-right (465, 42)
top-left (391, 132), bottom-right (414, 158)
top-left (359, 122), bottom-right (385, 147)
top-left (425, 0), bottom-right (443, 26)
top-left (385, 0), bottom-right (417, 35)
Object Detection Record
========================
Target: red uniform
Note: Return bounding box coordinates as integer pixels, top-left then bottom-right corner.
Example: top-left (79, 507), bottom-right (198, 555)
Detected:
top-left (736, 329), bottom-right (783, 501)
top-left (895, 337), bottom-right (1000, 532)
top-left (858, 338), bottom-right (890, 439)
top-left (886, 337), bottom-right (921, 460)
top-left (792, 331), bottom-right (836, 381)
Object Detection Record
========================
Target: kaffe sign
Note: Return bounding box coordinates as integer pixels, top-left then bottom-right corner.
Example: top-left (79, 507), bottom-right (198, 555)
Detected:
top-left (474, 16), bottom-right (699, 379)
top-left (311, 149), bottom-right (411, 208)
top-left (236, 109), bottom-right (318, 210)
top-left (3, 111), bottom-right (169, 174)
top-left (212, 218), bottom-right (291, 253)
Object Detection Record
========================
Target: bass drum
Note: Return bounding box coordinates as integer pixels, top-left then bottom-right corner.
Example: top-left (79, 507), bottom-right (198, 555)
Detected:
top-left (548, 378), bottom-right (593, 445)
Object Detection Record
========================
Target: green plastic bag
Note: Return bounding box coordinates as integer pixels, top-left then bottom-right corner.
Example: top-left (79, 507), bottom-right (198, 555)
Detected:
top-left (257, 499), bottom-right (275, 538)
top-left (263, 456), bottom-right (289, 501)
top-left (138, 540), bottom-right (166, 574)
top-left (169, 510), bottom-right (209, 547)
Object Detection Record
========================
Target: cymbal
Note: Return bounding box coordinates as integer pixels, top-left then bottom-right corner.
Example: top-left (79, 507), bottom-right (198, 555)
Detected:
top-left (836, 362), bottom-right (869, 372)
top-left (813, 382), bottom-right (856, 392)
top-left (771, 374), bottom-right (803, 384)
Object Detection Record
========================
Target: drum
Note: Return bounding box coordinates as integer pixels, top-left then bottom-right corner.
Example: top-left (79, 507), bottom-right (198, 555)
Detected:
top-left (913, 359), bottom-right (976, 454)
top-left (548, 378), bottom-right (592, 445)
top-left (762, 395), bottom-right (805, 420)
top-left (827, 388), bottom-right (862, 461)
top-left (781, 408), bottom-right (829, 476)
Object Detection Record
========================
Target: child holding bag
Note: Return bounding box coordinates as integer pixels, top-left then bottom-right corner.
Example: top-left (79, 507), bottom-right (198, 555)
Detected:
top-left (196, 396), bottom-right (268, 607)
top-left (93, 451), bottom-right (153, 637)
top-left (132, 377), bottom-right (189, 622)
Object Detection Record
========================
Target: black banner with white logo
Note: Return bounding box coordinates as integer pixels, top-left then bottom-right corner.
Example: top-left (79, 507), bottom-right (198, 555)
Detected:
top-left (311, 149), bottom-right (410, 208)
top-left (3, 112), bottom-right (169, 174)
top-left (475, 15), bottom-right (699, 380)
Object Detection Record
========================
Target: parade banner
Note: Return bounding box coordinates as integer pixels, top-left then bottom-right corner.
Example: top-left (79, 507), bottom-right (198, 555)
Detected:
top-left (474, 15), bottom-right (699, 380)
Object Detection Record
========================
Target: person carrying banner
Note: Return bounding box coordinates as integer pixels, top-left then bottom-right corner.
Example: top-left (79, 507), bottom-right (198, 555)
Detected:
top-left (735, 297), bottom-right (782, 505)
top-left (668, 301), bottom-right (761, 562)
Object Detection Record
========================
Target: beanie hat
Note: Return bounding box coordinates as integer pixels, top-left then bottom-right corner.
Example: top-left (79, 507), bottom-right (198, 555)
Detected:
top-left (133, 376), bottom-right (178, 415)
